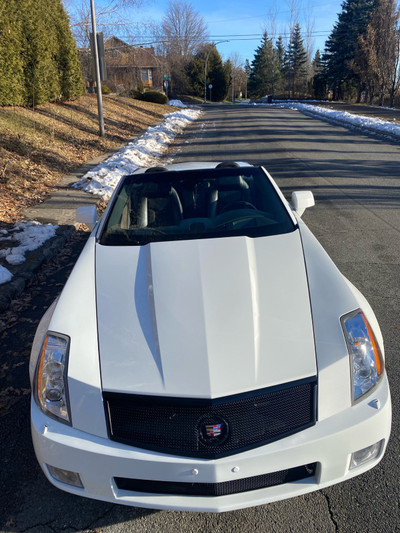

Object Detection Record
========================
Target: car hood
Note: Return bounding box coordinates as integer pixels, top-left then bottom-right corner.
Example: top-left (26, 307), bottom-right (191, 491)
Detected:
top-left (96, 230), bottom-right (316, 398)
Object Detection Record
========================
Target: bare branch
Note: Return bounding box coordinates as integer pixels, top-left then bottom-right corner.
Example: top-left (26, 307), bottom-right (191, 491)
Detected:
top-left (66, 0), bottom-right (143, 47)
top-left (160, 0), bottom-right (208, 59)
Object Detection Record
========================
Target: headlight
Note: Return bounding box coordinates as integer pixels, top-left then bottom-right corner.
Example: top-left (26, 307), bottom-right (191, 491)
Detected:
top-left (35, 333), bottom-right (71, 424)
top-left (341, 310), bottom-right (384, 402)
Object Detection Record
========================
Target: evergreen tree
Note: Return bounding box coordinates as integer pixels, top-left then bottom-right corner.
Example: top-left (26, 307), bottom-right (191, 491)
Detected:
top-left (206, 46), bottom-right (229, 101)
top-left (312, 50), bottom-right (326, 99)
top-left (313, 50), bottom-right (323, 73)
top-left (171, 57), bottom-right (192, 96)
top-left (54, 1), bottom-right (85, 100)
top-left (187, 44), bottom-right (229, 101)
top-left (244, 59), bottom-right (251, 98)
top-left (0, 0), bottom-right (24, 105)
top-left (275, 36), bottom-right (285, 71)
top-left (275, 36), bottom-right (286, 95)
top-left (323, 0), bottom-right (377, 100)
top-left (186, 51), bottom-right (205, 97)
top-left (284, 23), bottom-right (307, 98)
top-left (0, 0), bottom-right (83, 106)
top-left (21, 0), bottom-right (61, 106)
top-left (224, 59), bottom-right (233, 100)
top-left (244, 59), bottom-right (251, 78)
top-left (248, 32), bottom-right (280, 97)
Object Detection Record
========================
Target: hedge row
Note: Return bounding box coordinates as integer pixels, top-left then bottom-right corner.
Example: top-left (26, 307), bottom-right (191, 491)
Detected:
top-left (0, 0), bottom-right (84, 106)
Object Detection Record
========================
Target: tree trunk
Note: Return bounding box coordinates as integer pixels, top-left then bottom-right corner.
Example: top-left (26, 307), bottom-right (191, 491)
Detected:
top-left (356, 83), bottom-right (362, 103)
top-left (389, 83), bottom-right (395, 107)
top-left (368, 87), bottom-right (374, 105)
top-left (378, 81), bottom-right (386, 106)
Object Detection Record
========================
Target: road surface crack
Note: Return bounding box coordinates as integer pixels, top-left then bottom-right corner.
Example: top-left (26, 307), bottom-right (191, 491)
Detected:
top-left (321, 489), bottom-right (339, 532)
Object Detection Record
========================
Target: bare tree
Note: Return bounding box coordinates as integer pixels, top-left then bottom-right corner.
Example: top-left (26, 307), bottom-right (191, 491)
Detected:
top-left (160, 0), bottom-right (208, 59)
top-left (303, 0), bottom-right (315, 92)
top-left (67, 0), bottom-right (144, 47)
top-left (356, 0), bottom-right (400, 105)
top-left (285, 0), bottom-right (300, 96)
top-left (157, 0), bottom-right (208, 96)
top-left (262, 4), bottom-right (278, 42)
top-left (351, 43), bottom-right (376, 104)
top-left (228, 53), bottom-right (247, 100)
top-left (288, 0), bottom-right (300, 39)
top-left (389, 35), bottom-right (400, 106)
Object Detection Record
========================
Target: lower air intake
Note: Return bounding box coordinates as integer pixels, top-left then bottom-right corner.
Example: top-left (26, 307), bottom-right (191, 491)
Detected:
top-left (115, 463), bottom-right (317, 497)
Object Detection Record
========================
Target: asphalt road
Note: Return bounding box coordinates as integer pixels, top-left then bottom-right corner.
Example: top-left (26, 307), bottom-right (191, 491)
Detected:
top-left (0, 104), bottom-right (399, 532)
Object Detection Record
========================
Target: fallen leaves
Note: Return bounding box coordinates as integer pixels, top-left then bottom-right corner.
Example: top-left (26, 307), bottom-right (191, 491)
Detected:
top-left (0, 95), bottom-right (172, 226)
top-left (0, 386), bottom-right (30, 416)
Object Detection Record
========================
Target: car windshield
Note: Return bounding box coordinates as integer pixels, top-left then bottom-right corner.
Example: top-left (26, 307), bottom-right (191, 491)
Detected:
top-left (99, 167), bottom-right (296, 245)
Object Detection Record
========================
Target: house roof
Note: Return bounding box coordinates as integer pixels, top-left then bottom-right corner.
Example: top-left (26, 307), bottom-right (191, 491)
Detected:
top-left (104, 37), bottom-right (159, 68)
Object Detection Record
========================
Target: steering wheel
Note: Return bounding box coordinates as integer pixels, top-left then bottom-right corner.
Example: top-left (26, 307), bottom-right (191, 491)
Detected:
top-left (220, 201), bottom-right (257, 213)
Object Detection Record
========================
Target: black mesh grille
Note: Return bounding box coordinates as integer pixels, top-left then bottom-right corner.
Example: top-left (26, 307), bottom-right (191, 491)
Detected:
top-left (104, 377), bottom-right (316, 459)
top-left (115, 463), bottom-right (317, 497)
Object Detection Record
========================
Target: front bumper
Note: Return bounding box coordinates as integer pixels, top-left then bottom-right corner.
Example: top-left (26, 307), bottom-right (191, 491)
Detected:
top-left (31, 376), bottom-right (391, 513)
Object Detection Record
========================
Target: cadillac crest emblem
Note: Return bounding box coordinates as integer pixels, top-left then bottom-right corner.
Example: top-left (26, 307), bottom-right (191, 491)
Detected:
top-left (198, 416), bottom-right (229, 446)
top-left (205, 424), bottom-right (222, 437)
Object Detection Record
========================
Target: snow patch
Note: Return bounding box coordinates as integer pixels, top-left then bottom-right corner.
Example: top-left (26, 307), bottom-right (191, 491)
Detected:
top-left (0, 221), bottom-right (58, 272)
top-left (169, 100), bottom-right (187, 108)
top-left (73, 107), bottom-right (202, 200)
top-left (0, 265), bottom-right (13, 284)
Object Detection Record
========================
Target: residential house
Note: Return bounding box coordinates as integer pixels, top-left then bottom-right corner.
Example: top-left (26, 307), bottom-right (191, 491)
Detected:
top-left (104, 36), bottom-right (162, 94)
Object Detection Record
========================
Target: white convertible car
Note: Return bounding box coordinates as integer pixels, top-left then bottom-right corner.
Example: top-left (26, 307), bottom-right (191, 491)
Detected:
top-left (30, 162), bottom-right (391, 513)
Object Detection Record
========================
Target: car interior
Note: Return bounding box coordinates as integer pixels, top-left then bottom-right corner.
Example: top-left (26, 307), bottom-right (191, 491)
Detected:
top-left (99, 166), bottom-right (295, 245)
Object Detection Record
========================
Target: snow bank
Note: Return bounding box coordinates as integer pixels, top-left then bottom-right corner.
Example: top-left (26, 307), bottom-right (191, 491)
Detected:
top-left (287, 102), bottom-right (400, 138)
top-left (73, 107), bottom-right (202, 200)
top-left (254, 100), bottom-right (400, 138)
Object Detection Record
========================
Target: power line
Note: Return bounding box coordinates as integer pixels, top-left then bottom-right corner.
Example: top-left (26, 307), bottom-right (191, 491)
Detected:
top-left (109, 30), bottom-right (334, 42)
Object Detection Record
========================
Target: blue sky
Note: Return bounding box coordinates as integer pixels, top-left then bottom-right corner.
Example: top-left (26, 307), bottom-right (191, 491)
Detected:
top-left (71, 0), bottom-right (342, 63)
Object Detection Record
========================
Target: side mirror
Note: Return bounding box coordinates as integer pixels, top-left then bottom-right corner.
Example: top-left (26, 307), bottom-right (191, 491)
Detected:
top-left (76, 205), bottom-right (98, 230)
top-left (291, 191), bottom-right (315, 217)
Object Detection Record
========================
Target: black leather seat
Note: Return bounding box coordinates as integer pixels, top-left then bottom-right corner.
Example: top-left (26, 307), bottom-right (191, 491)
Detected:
top-left (208, 176), bottom-right (252, 217)
top-left (131, 183), bottom-right (183, 228)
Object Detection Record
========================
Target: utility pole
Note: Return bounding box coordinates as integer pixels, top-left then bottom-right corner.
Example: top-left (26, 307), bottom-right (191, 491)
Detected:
top-left (90, 0), bottom-right (105, 137)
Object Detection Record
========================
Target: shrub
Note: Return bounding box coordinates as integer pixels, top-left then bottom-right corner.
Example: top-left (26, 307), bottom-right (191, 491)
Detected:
top-left (129, 89), bottom-right (143, 99)
top-left (101, 84), bottom-right (111, 94)
top-left (136, 91), bottom-right (168, 104)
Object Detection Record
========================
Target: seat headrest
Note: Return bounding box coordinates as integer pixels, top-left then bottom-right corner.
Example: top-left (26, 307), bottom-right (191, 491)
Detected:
top-left (216, 176), bottom-right (249, 190)
top-left (135, 181), bottom-right (172, 198)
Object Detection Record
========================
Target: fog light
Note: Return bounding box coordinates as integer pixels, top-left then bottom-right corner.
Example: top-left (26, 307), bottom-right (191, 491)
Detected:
top-left (349, 440), bottom-right (383, 470)
top-left (47, 465), bottom-right (84, 488)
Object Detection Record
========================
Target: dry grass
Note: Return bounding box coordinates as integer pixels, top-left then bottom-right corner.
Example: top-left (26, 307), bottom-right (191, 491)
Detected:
top-left (0, 94), bottom-right (173, 226)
